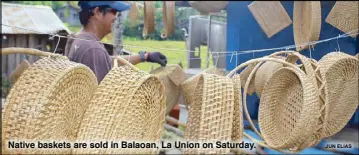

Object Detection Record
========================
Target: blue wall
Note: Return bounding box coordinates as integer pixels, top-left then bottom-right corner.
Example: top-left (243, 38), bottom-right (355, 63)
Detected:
top-left (226, 1), bottom-right (358, 121)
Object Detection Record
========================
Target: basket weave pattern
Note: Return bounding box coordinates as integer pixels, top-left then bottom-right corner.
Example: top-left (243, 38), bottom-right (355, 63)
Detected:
top-left (2, 57), bottom-right (98, 154)
top-left (74, 66), bottom-right (165, 154)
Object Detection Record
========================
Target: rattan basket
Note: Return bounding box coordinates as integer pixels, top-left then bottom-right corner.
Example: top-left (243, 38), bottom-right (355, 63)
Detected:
top-left (1, 48), bottom-right (98, 154)
top-left (318, 52), bottom-right (358, 138)
top-left (9, 59), bottom-right (30, 84)
top-left (254, 56), bottom-right (285, 97)
top-left (150, 64), bottom-right (187, 115)
top-left (293, 1), bottom-right (321, 51)
top-left (128, 2), bottom-right (140, 26)
top-left (184, 73), bottom-right (235, 155)
top-left (73, 56), bottom-right (166, 154)
top-left (231, 74), bottom-right (244, 154)
top-left (161, 1), bottom-right (175, 39)
top-left (227, 55), bottom-right (320, 152)
top-left (180, 67), bottom-right (224, 106)
top-left (239, 62), bottom-right (258, 95)
top-left (143, 1), bottom-right (155, 38)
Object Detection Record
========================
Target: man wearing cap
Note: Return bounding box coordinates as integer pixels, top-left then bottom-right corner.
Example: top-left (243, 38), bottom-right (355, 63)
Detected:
top-left (65, 1), bottom-right (168, 83)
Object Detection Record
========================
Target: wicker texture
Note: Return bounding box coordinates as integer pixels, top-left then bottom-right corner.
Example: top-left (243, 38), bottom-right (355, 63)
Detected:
top-left (143, 1), bottom-right (155, 38)
top-left (2, 56), bottom-right (98, 154)
top-left (231, 75), bottom-right (244, 154)
top-left (74, 65), bottom-right (166, 154)
top-left (259, 67), bottom-right (319, 150)
top-left (239, 63), bottom-right (258, 95)
top-left (184, 73), bottom-right (235, 154)
top-left (161, 1), bottom-right (175, 39)
top-left (293, 1), bottom-right (321, 51)
top-left (150, 64), bottom-right (187, 114)
top-left (181, 67), bottom-right (224, 106)
top-left (318, 52), bottom-right (358, 138)
top-left (254, 56), bottom-right (285, 97)
top-left (9, 59), bottom-right (30, 84)
top-left (248, 1), bottom-right (292, 38)
top-left (326, 1), bottom-right (359, 38)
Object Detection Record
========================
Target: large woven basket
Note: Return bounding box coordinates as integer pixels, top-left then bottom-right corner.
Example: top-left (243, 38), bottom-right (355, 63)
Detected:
top-left (318, 52), bottom-right (358, 138)
top-left (180, 67), bottom-right (224, 106)
top-left (227, 55), bottom-right (320, 152)
top-left (231, 74), bottom-right (244, 154)
top-left (184, 73), bottom-right (235, 155)
top-left (150, 64), bottom-right (187, 115)
top-left (161, 1), bottom-right (175, 39)
top-left (239, 62), bottom-right (258, 95)
top-left (143, 1), bottom-right (155, 38)
top-left (1, 48), bottom-right (98, 154)
top-left (128, 2), bottom-right (140, 26)
top-left (293, 1), bottom-right (321, 51)
top-left (325, 1), bottom-right (359, 38)
top-left (73, 56), bottom-right (166, 154)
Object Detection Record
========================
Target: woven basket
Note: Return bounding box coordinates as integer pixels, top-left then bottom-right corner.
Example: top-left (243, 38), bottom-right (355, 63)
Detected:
top-left (355, 53), bottom-right (358, 59)
top-left (9, 59), bottom-right (30, 85)
top-left (128, 2), bottom-right (140, 26)
top-left (143, 1), bottom-right (155, 38)
top-left (231, 74), bottom-right (244, 154)
top-left (325, 1), bottom-right (359, 38)
top-left (1, 48), bottom-right (98, 154)
top-left (150, 64), bottom-right (187, 115)
top-left (180, 67), bottom-right (224, 106)
top-left (248, 1), bottom-right (292, 38)
top-left (259, 67), bottom-right (319, 150)
top-left (74, 56), bottom-right (166, 154)
top-left (227, 56), bottom-right (319, 152)
top-left (184, 73), bottom-right (235, 155)
top-left (239, 63), bottom-right (258, 95)
top-left (318, 52), bottom-right (358, 138)
top-left (293, 1), bottom-right (321, 51)
top-left (254, 56), bottom-right (285, 97)
top-left (161, 1), bottom-right (175, 39)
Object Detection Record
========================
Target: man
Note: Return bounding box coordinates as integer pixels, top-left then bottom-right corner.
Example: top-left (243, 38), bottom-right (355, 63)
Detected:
top-left (65, 1), bottom-right (167, 83)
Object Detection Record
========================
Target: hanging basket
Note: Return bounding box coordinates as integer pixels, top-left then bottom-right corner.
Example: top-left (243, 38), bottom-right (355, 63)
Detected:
top-left (128, 2), bottom-right (140, 26)
top-left (150, 64), bottom-right (187, 115)
top-left (161, 1), bottom-right (175, 39)
top-left (318, 52), bottom-right (358, 138)
top-left (184, 73), bottom-right (235, 155)
top-left (293, 1), bottom-right (321, 51)
top-left (1, 48), bottom-right (98, 154)
top-left (74, 56), bottom-right (166, 154)
top-left (227, 55), bottom-right (320, 152)
top-left (180, 67), bottom-right (224, 106)
top-left (143, 1), bottom-right (155, 38)
top-left (9, 59), bottom-right (30, 85)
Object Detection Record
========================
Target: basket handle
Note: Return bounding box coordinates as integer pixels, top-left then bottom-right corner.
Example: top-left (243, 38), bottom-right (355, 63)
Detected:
top-left (1, 47), bottom-right (68, 59)
top-left (111, 55), bottom-right (139, 71)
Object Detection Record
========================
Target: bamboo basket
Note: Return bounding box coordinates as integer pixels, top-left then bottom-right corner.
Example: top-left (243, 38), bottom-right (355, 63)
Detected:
top-left (73, 56), bottom-right (166, 154)
top-left (1, 48), bottom-right (98, 154)
top-left (227, 55), bottom-right (320, 152)
top-left (143, 1), bottom-right (155, 38)
top-left (318, 52), bottom-right (358, 138)
top-left (161, 1), bottom-right (175, 39)
top-left (150, 64), bottom-right (187, 115)
top-left (183, 73), bottom-right (235, 155)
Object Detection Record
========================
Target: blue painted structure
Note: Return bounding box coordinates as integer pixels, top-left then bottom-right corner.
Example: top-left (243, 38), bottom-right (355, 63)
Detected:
top-left (225, 1), bottom-right (359, 123)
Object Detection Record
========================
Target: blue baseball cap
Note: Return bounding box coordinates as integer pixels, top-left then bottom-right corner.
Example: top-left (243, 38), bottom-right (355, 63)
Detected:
top-left (78, 1), bottom-right (131, 12)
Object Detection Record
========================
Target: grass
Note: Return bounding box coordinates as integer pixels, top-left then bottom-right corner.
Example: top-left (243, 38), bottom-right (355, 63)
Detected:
top-left (66, 25), bottom-right (213, 72)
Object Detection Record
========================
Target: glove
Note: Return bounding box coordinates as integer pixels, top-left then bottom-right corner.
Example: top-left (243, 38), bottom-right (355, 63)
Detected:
top-left (147, 52), bottom-right (168, 66)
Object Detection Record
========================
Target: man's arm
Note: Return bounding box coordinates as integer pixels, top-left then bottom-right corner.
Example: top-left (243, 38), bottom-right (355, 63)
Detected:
top-left (119, 54), bottom-right (143, 66)
top-left (117, 52), bottom-right (167, 66)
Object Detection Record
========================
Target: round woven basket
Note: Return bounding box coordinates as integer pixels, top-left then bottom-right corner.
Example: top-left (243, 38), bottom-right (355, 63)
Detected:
top-left (150, 64), bottom-right (187, 115)
top-left (259, 66), bottom-right (319, 150)
top-left (293, 1), bottom-right (321, 51)
top-left (180, 67), bottom-right (223, 106)
top-left (318, 52), bottom-right (358, 138)
top-left (239, 62), bottom-right (258, 95)
top-left (143, 1), bottom-right (155, 38)
top-left (184, 73), bottom-right (235, 155)
top-left (73, 57), bottom-right (166, 154)
top-left (227, 56), bottom-right (320, 152)
top-left (254, 56), bottom-right (285, 97)
top-left (161, 1), bottom-right (175, 39)
top-left (1, 48), bottom-right (98, 154)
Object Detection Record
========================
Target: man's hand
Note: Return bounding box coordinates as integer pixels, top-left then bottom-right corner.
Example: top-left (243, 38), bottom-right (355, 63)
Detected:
top-left (146, 52), bottom-right (168, 66)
